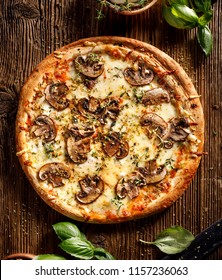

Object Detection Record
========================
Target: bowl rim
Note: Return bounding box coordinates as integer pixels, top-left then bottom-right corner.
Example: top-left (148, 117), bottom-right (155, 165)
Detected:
top-left (3, 253), bottom-right (36, 260)
top-left (107, 0), bottom-right (159, 15)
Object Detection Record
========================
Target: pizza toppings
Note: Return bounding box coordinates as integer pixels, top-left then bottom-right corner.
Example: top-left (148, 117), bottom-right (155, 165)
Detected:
top-left (116, 172), bottom-right (146, 199)
top-left (138, 159), bottom-right (167, 184)
top-left (45, 82), bottom-right (69, 110)
top-left (77, 97), bottom-right (121, 124)
top-left (165, 118), bottom-right (189, 142)
top-left (77, 97), bottom-right (106, 119)
top-left (74, 53), bottom-right (104, 78)
top-left (104, 98), bottom-right (120, 121)
top-left (116, 160), bottom-right (167, 200)
top-left (67, 137), bottom-right (91, 164)
top-left (68, 124), bottom-right (95, 140)
top-left (32, 115), bottom-right (56, 142)
top-left (140, 112), bottom-right (168, 139)
top-left (76, 175), bottom-right (104, 204)
top-left (141, 88), bottom-right (170, 106)
top-left (102, 132), bottom-right (129, 159)
top-left (123, 60), bottom-right (154, 86)
top-left (38, 162), bottom-right (71, 187)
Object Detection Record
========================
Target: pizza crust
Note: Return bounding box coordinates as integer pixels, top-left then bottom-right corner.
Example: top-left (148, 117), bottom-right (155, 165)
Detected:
top-left (16, 37), bottom-right (204, 223)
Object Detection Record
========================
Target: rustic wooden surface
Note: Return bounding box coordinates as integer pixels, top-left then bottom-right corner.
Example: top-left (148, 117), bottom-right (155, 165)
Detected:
top-left (1, 0), bottom-right (222, 260)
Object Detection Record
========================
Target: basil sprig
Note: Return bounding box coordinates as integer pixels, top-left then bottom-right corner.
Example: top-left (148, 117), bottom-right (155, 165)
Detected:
top-left (162, 0), bottom-right (214, 56)
top-left (139, 225), bottom-right (195, 254)
top-left (35, 222), bottom-right (115, 260)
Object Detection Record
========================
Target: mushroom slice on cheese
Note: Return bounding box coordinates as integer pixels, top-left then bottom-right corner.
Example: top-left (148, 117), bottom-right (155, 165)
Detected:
top-left (102, 132), bottom-right (129, 159)
top-left (67, 137), bottom-right (91, 164)
top-left (33, 115), bottom-right (56, 142)
top-left (142, 88), bottom-right (170, 105)
top-left (38, 163), bottom-right (71, 187)
top-left (138, 159), bottom-right (167, 184)
top-left (123, 60), bottom-right (154, 86)
top-left (45, 82), bottom-right (69, 111)
top-left (116, 172), bottom-right (146, 199)
top-left (140, 112), bottom-right (168, 139)
top-left (76, 175), bottom-right (104, 204)
top-left (74, 53), bottom-right (104, 78)
top-left (166, 118), bottom-right (190, 142)
top-left (68, 123), bottom-right (95, 140)
top-left (77, 97), bottom-right (106, 119)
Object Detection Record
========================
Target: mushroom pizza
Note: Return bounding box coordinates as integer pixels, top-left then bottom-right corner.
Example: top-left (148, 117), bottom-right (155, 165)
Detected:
top-left (16, 37), bottom-right (204, 223)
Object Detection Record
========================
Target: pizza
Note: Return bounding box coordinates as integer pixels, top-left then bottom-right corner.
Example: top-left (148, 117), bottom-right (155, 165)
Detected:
top-left (16, 37), bottom-right (204, 223)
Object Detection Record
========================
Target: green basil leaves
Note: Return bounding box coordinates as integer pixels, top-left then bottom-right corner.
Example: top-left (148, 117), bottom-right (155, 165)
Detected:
top-left (59, 237), bottom-right (95, 260)
top-left (52, 222), bottom-right (86, 241)
top-left (140, 225), bottom-right (195, 254)
top-left (197, 25), bottom-right (213, 56)
top-left (162, 0), bottom-right (214, 56)
top-left (35, 222), bottom-right (115, 260)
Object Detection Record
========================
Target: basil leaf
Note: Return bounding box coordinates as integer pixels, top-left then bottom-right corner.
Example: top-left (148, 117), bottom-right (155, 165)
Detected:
top-left (198, 11), bottom-right (213, 26)
top-left (193, 0), bottom-right (211, 12)
top-left (34, 254), bottom-right (66, 260)
top-left (140, 225), bottom-right (195, 254)
top-left (94, 247), bottom-right (116, 260)
top-left (171, 4), bottom-right (199, 24)
top-left (162, 5), bottom-right (196, 29)
top-left (53, 222), bottom-right (83, 241)
top-left (168, 0), bottom-right (189, 5)
top-left (197, 25), bottom-right (213, 56)
top-left (59, 237), bottom-right (95, 260)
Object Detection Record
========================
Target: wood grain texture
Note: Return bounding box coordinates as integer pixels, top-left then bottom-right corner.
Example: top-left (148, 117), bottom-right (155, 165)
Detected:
top-left (0, 0), bottom-right (221, 260)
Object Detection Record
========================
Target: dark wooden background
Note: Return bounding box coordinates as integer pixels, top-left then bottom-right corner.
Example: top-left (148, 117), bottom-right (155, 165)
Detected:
top-left (1, 0), bottom-right (222, 260)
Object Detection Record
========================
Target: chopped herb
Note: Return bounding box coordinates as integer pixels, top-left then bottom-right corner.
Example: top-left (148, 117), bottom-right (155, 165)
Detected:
top-left (165, 158), bottom-right (175, 170)
top-left (133, 87), bottom-right (143, 102)
top-left (111, 196), bottom-right (124, 213)
top-left (120, 90), bottom-right (130, 98)
top-left (107, 91), bottom-right (113, 97)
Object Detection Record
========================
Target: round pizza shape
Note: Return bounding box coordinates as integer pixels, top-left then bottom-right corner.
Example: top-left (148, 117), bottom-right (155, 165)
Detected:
top-left (16, 37), bottom-right (204, 223)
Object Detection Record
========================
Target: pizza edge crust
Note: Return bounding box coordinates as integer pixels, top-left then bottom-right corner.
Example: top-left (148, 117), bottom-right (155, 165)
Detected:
top-left (15, 36), bottom-right (204, 223)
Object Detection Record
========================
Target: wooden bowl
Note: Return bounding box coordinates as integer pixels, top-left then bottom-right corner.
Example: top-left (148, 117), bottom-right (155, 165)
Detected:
top-left (107, 0), bottom-right (159, 15)
top-left (3, 253), bottom-right (36, 260)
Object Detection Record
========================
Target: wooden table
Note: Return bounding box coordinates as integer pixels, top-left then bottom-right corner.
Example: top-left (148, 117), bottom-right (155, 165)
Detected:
top-left (1, 0), bottom-right (222, 260)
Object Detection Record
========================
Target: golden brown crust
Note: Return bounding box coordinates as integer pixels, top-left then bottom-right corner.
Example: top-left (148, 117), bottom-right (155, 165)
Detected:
top-left (16, 37), bottom-right (204, 223)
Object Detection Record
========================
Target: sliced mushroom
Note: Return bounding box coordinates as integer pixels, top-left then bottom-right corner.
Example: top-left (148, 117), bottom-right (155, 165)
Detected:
top-left (142, 88), bottom-right (170, 106)
top-left (74, 53), bottom-right (104, 78)
top-left (98, 98), bottom-right (121, 124)
top-left (103, 133), bottom-right (120, 157)
top-left (76, 175), bottom-right (104, 204)
top-left (33, 115), bottom-right (56, 142)
top-left (102, 132), bottom-right (129, 159)
top-left (84, 78), bottom-right (96, 90)
top-left (45, 82), bottom-right (69, 111)
top-left (88, 96), bottom-right (101, 112)
top-left (140, 112), bottom-right (168, 139)
top-left (68, 124), bottom-right (95, 140)
top-left (38, 162), bottom-right (71, 187)
top-left (115, 140), bottom-right (129, 159)
top-left (138, 159), bottom-right (167, 184)
top-left (77, 97), bottom-right (106, 119)
top-left (106, 99), bottom-right (121, 120)
top-left (67, 137), bottom-right (91, 164)
top-left (123, 60), bottom-right (154, 86)
top-left (116, 172), bottom-right (146, 200)
top-left (164, 117), bottom-right (189, 143)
